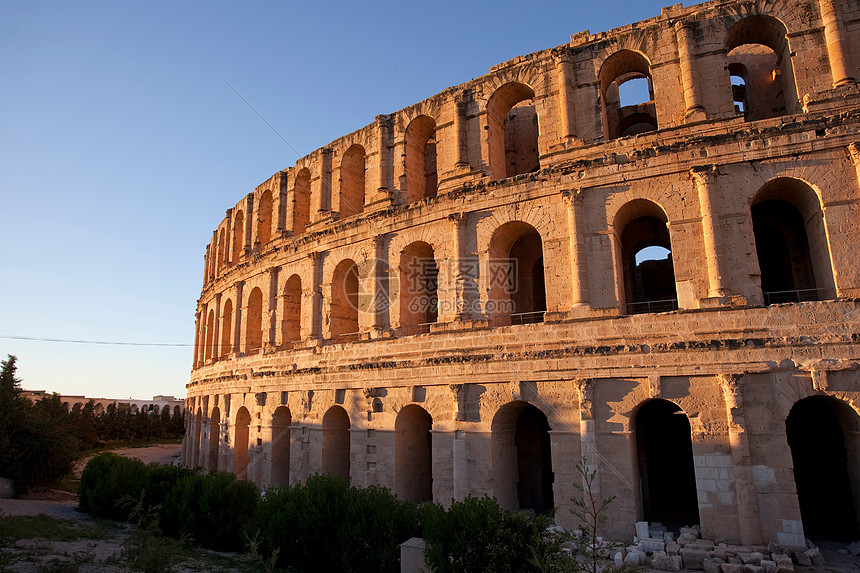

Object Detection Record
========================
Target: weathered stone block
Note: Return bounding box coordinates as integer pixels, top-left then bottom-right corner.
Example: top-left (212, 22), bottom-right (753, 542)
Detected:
top-left (721, 564), bottom-right (744, 573)
top-left (760, 560), bottom-right (777, 573)
top-left (681, 549), bottom-right (710, 570)
top-left (704, 558), bottom-right (724, 573)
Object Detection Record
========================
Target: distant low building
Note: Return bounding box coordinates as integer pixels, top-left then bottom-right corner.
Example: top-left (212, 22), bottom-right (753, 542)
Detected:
top-left (23, 390), bottom-right (185, 415)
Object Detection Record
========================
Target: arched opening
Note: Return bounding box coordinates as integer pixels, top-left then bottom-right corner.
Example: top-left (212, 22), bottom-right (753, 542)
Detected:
top-left (271, 406), bottom-right (291, 487)
top-left (234, 407), bottom-right (251, 480)
top-left (282, 274), bottom-right (302, 345)
top-left (207, 407), bottom-right (220, 473)
top-left (616, 199), bottom-right (677, 314)
top-left (245, 287), bottom-right (263, 353)
top-left (395, 404), bottom-right (433, 502)
top-left (487, 82), bottom-right (539, 180)
top-left (204, 310), bottom-right (215, 362)
top-left (232, 210), bottom-right (244, 264)
top-left (399, 241), bottom-right (438, 334)
top-left (330, 259), bottom-right (359, 340)
top-left (786, 396), bottom-right (860, 541)
top-left (192, 408), bottom-right (202, 468)
top-left (340, 145), bottom-right (366, 217)
top-left (220, 299), bottom-right (233, 358)
top-left (725, 15), bottom-right (797, 121)
top-left (405, 115), bottom-right (438, 202)
top-left (217, 228), bottom-right (226, 274)
top-left (488, 221), bottom-right (546, 325)
top-left (492, 401), bottom-right (554, 513)
top-left (600, 50), bottom-right (658, 140)
top-left (322, 405), bottom-right (350, 481)
top-left (293, 168), bottom-right (311, 234)
top-left (635, 399), bottom-right (699, 531)
top-left (751, 178), bottom-right (834, 304)
top-left (257, 190), bottom-right (273, 249)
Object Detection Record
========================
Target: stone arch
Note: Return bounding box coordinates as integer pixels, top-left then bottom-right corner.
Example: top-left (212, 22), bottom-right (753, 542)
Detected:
top-left (204, 309), bottom-right (215, 362)
top-left (599, 50), bottom-right (657, 140)
top-left (322, 405), bottom-right (350, 481)
top-left (487, 82), bottom-right (538, 180)
top-left (293, 167), bottom-right (311, 234)
top-left (207, 406), bottom-right (220, 473)
top-left (487, 221), bottom-right (546, 324)
top-left (340, 144), bottom-right (366, 217)
top-left (725, 15), bottom-right (798, 120)
top-left (751, 177), bottom-right (835, 303)
top-left (395, 404), bottom-right (433, 502)
top-left (633, 398), bottom-right (700, 531)
top-left (613, 199), bottom-right (677, 314)
top-left (232, 210), bottom-right (244, 263)
top-left (399, 241), bottom-right (438, 333)
top-left (245, 287), bottom-right (263, 353)
top-left (234, 406), bottom-right (251, 480)
top-left (271, 405), bottom-right (291, 487)
top-left (330, 259), bottom-right (359, 339)
top-left (405, 115), bottom-right (438, 202)
top-left (786, 395), bottom-right (860, 540)
top-left (491, 400), bottom-right (553, 513)
top-left (220, 298), bottom-right (233, 358)
top-left (282, 274), bottom-right (302, 344)
top-left (257, 189), bottom-right (273, 248)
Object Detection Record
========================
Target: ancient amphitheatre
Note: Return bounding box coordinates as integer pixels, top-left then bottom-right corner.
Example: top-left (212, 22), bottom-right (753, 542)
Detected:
top-left (184, 0), bottom-right (860, 546)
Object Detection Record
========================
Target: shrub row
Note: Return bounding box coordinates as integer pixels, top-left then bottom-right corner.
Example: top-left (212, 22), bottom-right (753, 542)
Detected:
top-left (80, 454), bottom-right (567, 571)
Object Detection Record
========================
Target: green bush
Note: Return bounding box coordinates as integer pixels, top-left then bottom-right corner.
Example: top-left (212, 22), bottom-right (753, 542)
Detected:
top-left (252, 474), bottom-right (420, 573)
top-left (160, 471), bottom-right (259, 551)
top-left (141, 463), bottom-right (197, 511)
top-left (422, 496), bottom-right (555, 573)
top-left (78, 452), bottom-right (149, 520)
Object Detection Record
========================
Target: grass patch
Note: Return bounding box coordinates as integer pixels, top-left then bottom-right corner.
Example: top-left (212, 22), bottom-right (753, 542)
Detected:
top-left (0, 515), bottom-right (119, 542)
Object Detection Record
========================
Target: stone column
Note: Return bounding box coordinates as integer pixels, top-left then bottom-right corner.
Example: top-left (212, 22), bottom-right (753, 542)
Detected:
top-left (244, 194), bottom-right (254, 256)
top-left (819, 0), bottom-right (855, 87)
top-left (692, 166), bottom-right (728, 299)
top-left (223, 207), bottom-right (233, 265)
top-left (370, 235), bottom-right (388, 332)
top-left (268, 266), bottom-right (280, 349)
top-left (562, 190), bottom-right (590, 308)
top-left (318, 148), bottom-right (333, 215)
top-left (675, 20), bottom-right (707, 121)
top-left (193, 312), bottom-right (202, 368)
top-left (308, 252), bottom-right (324, 340)
top-left (718, 374), bottom-right (764, 545)
top-left (556, 52), bottom-right (576, 140)
top-left (376, 115), bottom-right (391, 200)
top-left (849, 142), bottom-right (860, 191)
top-left (575, 378), bottom-right (599, 499)
top-left (446, 213), bottom-right (471, 321)
top-left (212, 294), bottom-right (221, 360)
top-left (233, 281), bottom-right (244, 355)
top-left (454, 95), bottom-right (468, 168)
top-left (452, 429), bottom-right (468, 502)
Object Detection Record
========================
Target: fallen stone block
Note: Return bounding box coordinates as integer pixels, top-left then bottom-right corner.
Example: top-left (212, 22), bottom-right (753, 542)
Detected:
top-left (791, 552), bottom-right (811, 566)
top-left (760, 559), bottom-right (777, 573)
top-left (774, 554), bottom-right (794, 573)
top-left (767, 542), bottom-right (783, 555)
top-left (681, 548), bottom-right (710, 570)
top-left (678, 533), bottom-right (698, 546)
top-left (803, 547), bottom-right (825, 566)
top-left (669, 555), bottom-right (683, 571)
top-left (643, 538), bottom-right (666, 553)
top-left (748, 551), bottom-right (764, 565)
top-left (704, 558), bottom-right (724, 573)
top-left (666, 542), bottom-right (681, 556)
top-left (652, 551), bottom-right (670, 570)
top-left (847, 541), bottom-right (860, 556)
top-left (721, 563), bottom-right (744, 573)
top-left (635, 521), bottom-right (650, 539)
top-left (744, 565), bottom-right (763, 573)
top-left (689, 540), bottom-right (716, 551)
top-left (625, 549), bottom-right (646, 566)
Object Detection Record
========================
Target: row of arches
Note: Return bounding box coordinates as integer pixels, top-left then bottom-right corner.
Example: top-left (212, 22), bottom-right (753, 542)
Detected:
top-left (196, 175), bottom-right (835, 364)
top-left (189, 393), bottom-right (860, 540)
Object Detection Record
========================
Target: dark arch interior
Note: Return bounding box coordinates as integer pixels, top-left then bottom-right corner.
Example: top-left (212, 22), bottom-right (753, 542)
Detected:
top-left (515, 404), bottom-right (554, 513)
top-left (621, 216), bottom-right (677, 313)
top-left (509, 230), bottom-right (546, 323)
top-left (786, 397), bottom-right (860, 541)
top-left (752, 199), bottom-right (817, 303)
top-left (636, 400), bottom-right (700, 531)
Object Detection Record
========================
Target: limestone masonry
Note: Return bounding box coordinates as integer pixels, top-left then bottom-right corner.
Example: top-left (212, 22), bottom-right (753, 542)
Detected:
top-left (182, 0), bottom-right (860, 546)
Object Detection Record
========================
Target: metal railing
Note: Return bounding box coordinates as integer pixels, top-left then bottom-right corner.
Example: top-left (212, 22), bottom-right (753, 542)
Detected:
top-left (400, 322), bottom-right (435, 336)
top-left (763, 288), bottom-right (829, 305)
top-left (625, 298), bottom-right (679, 315)
top-left (510, 311), bottom-right (546, 325)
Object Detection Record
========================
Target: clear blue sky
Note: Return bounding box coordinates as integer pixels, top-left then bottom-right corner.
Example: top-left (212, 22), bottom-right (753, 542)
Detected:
top-left (0, 0), bottom-right (690, 399)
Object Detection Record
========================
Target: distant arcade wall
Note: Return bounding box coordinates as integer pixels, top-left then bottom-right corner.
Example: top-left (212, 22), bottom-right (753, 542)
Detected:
top-left (184, 0), bottom-right (860, 546)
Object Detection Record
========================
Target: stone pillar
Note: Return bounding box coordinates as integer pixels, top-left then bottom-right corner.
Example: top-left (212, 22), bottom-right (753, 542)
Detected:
top-left (268, 266), bottom-right (279, 349)
top-left (454, 95), bottom-right (468, 168)
top-left (446, 213), bottom-right (471, 321)
top-left (202, 247), bottom-right (210, 287)
top-left (556, 52), bottom-right (576, 140)
top-left (718, 374), bottom-right (764, 545)
top-left (212, 294), bottom-right (221, 360)
top-left (319, 148), bottom-right (333, 214)
top-left (675, 20), bottom-right (707, 121)
top-left (308, 251), bottom-right (324, 340)
top-left (376, 115), bottom-right (391, 202)
top-left (849, 142), bottom-right (860, 191)
top-left (692, 166), bottom-right (728, 299)
top-left (244, 194), bottom-right (254, 256)
top-left (233, 281), bottom-right (244, 354)
top-left (575, 378), bottom-right (599, 499)
top-left (223, 207), bottom-right (233, 266)
top-left (452, 429), bottom-right (468, 502)
top-left (562, 190), bottom-right (590, 308)
top-left (370, 235), bottom-right (388, 332)
top-left (819, 0), bottom-right (855, 87)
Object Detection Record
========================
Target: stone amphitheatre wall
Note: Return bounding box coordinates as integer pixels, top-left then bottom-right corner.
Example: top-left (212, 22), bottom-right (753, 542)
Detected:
top-left (183, 0), bottom-right (860, 546)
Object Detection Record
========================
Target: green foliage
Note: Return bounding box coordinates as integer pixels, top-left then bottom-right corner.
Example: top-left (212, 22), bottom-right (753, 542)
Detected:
top-left (0, 514), bottom-right (115, 542)
top-left (422, 496), bottom-right (557, 573)
top-left (109, 490), bottom-right (188, 573)
top-left (78, 452), bottom-right (149, 520)
top-left (160, 471), bottom-right (259, 552)
top-left (251, 474), bottom-right (420, 573)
